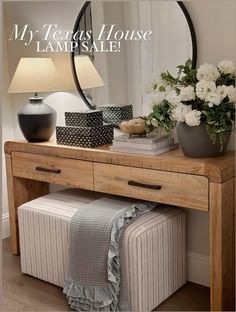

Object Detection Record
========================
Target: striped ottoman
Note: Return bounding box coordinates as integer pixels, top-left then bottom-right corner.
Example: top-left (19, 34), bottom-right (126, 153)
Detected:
top-left (18, 189), bottom-right (186, 311)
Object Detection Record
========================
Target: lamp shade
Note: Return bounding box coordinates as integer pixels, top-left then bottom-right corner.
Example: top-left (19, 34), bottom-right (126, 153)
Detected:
top-left (74, 55), bottom-right (104, 90)
top-left (8, 57), bottom-right (66, 94)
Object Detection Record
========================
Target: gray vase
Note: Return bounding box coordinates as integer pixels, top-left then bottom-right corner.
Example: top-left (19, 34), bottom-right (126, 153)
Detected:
top-left (176, 122), bottom-right (231, 158)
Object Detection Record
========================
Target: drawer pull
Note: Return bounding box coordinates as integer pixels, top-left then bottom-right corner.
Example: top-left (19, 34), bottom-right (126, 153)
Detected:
top-left (128, 180), bottom-right (161, 190)
top-left (35, 166), bottom-right (61, 174)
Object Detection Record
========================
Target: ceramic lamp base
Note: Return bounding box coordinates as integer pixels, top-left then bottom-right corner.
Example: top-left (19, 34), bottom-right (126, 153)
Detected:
top-left (18, 97), bottom-right (56, 142)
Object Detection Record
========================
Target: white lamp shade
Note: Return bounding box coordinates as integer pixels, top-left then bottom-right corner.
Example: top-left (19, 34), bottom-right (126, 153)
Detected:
top-left (8, 57), bottom-right (66, 94)
top-left (74, 55), bottom-right (104, 90)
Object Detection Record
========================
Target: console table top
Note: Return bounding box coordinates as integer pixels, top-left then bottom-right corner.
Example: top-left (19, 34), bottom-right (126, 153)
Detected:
top-left (5, 140), bottom-right (235, 183)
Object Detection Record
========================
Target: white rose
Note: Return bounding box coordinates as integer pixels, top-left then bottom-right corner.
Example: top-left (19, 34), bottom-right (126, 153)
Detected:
top-left (171, 103), bottom-right (192, 123)
top-left (218, 60), bottom-right (235, 75)
top-left (185, 110), bottom-right (201, 127)
top-left (179, 86), bottom-right (196, 101)
top-left (196, 81), bottom-right (216, 100)
top-left (206, 91), bottom-right (221, 107)
top-left (197, 63), bottom-right (220, 81)
top-left (165, 90), bottom-right (181, 107)
top-left (226, 85), bottom-right (236, 103)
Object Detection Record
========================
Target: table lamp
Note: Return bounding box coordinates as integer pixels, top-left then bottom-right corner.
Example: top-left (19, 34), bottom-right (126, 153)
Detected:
top-left (74, 55), bottom-right (104, 108)
top-left (8, 57), bottom-right (66, 142)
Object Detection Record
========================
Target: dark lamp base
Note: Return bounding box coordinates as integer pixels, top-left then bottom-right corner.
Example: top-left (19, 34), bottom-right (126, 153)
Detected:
top-left (18, 97), bottom-right (57, 142)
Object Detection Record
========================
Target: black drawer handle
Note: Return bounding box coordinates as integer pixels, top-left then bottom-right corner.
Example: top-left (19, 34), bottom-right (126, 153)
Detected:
top-left (35, 166), bottom-right (61, 174)
top-left (128, 180), bottom-right (161, 190)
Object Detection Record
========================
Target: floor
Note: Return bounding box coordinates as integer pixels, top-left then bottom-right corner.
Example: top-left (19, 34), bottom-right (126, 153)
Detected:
top-left (2, 238), bottom-right (210, 311)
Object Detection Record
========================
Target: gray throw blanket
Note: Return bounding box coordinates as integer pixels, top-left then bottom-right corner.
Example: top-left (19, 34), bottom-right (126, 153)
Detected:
top-left (63, 196), bottom-right (157, 311)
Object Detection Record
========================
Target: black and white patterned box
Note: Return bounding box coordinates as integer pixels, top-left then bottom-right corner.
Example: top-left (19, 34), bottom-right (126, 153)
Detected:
top-left (98, 105), bottom-right (133, 125)
top-left (56, 124), bottom-right (114, 148)
top-left (65, 110), bottom-right (103, 128)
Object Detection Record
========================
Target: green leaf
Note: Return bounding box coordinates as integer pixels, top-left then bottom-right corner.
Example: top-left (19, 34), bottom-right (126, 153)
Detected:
top-left (159, 85), bottom-right (166, 92)
top-left (153, 83), bottom-right (158, 90)
top-left (185, 59), bottom-right (192, 69)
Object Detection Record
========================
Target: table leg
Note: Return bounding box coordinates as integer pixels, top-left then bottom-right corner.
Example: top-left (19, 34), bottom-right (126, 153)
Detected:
top-left (5, 154), bottom-right (49, 255)
top-left (210, 178), bottom-right (235, 311)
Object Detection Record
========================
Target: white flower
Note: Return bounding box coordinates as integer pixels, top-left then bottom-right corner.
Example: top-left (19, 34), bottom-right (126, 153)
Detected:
top-left (165, 90), bottom-right (181, 107)
top-left (218, 60), bottom-right (235, 75)
top-left (197, 63), bottom-right (220, 81)
top-left (147, 92), bottom-right (165, 108)
top-left (226, 85), bottom-right (236, 102)
top-left (151, 118), bottom-right (159, 127)
top-left (196, 81), bottom-right (216, 100)
top-left (207, 103), bottom-right (213, 108)
top-left (217, 85), bottom-right (228, 101)
top-left (185, 110), bottom-right (201, 127)
top-left (206, 91), bottom-right (221, 107)
top-left (163, 84), bottom-right (172, 94)
top-left (179, 86), bottom-right (196, 101)
top-left (171, 103), bottom-right (192, 123)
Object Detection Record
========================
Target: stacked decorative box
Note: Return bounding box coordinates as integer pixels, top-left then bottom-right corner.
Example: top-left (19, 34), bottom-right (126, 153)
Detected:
top-left (98, 105), bottom-right (133, 125)
top-left (56, 110), bottom-right (114, 148)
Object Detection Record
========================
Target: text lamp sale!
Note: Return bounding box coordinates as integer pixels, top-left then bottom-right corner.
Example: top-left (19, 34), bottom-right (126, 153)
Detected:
top-left (9, 24), bottom-right (153, 53)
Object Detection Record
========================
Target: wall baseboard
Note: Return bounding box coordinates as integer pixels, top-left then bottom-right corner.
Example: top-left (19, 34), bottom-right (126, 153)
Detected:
top-left (187, 251), bottom-right (210, 287)
top-left (2, 213), bottom-right (10, 239)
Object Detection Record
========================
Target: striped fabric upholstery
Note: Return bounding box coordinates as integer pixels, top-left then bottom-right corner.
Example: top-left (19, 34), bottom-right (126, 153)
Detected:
top-left (18, 189), bottom-right (186, 311)
top-left (124, 209), bottom-right (186, 311)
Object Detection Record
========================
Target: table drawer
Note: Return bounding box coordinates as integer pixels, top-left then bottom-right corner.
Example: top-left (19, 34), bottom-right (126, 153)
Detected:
top-left (94, 163), bottom-right (209, 211)
top-left (12, 152), bottom-right (93, 190)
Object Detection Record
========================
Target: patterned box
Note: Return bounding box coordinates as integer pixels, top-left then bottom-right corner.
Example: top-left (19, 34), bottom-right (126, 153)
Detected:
top-left (56, 124), bottom-right (114, 148)
top-left (65, 110), bottom-right (103, 128)
top-left (98, 105), bottom-right (133, 125)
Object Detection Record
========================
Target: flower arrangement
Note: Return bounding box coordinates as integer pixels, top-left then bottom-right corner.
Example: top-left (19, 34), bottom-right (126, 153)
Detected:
top-left (145, 59), bottom-right (235, 147)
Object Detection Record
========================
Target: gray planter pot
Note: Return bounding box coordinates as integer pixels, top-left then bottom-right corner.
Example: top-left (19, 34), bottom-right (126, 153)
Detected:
top-left (176, 122), bottom-right (231, 158)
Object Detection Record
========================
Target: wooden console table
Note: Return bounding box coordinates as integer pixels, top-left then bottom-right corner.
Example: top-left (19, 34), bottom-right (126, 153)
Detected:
top-left (4, 140), bottom-right (235, 311)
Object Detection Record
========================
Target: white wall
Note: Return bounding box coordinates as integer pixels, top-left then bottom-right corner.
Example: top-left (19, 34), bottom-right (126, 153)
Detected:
top-left (0, 0), bottom-right (3, 299)
top-left (2, 0), bottom-right (87, 237)
top-left (2, 0), bottom-right (236, 287)
top-left (2, 10), bottom-right (14, 238)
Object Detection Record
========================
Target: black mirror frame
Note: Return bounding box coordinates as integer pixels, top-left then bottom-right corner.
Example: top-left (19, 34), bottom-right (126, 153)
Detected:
top-left (71, 1), bottom-right (197, 110)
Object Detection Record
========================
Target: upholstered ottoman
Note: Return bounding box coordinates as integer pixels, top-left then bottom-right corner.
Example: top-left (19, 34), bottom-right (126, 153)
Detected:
top-left (18, 189), bottom-right (186, 311)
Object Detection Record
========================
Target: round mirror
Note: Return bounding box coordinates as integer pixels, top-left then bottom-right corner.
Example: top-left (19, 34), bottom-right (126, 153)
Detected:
top-left (71, 1), bottom-right (197, 116)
